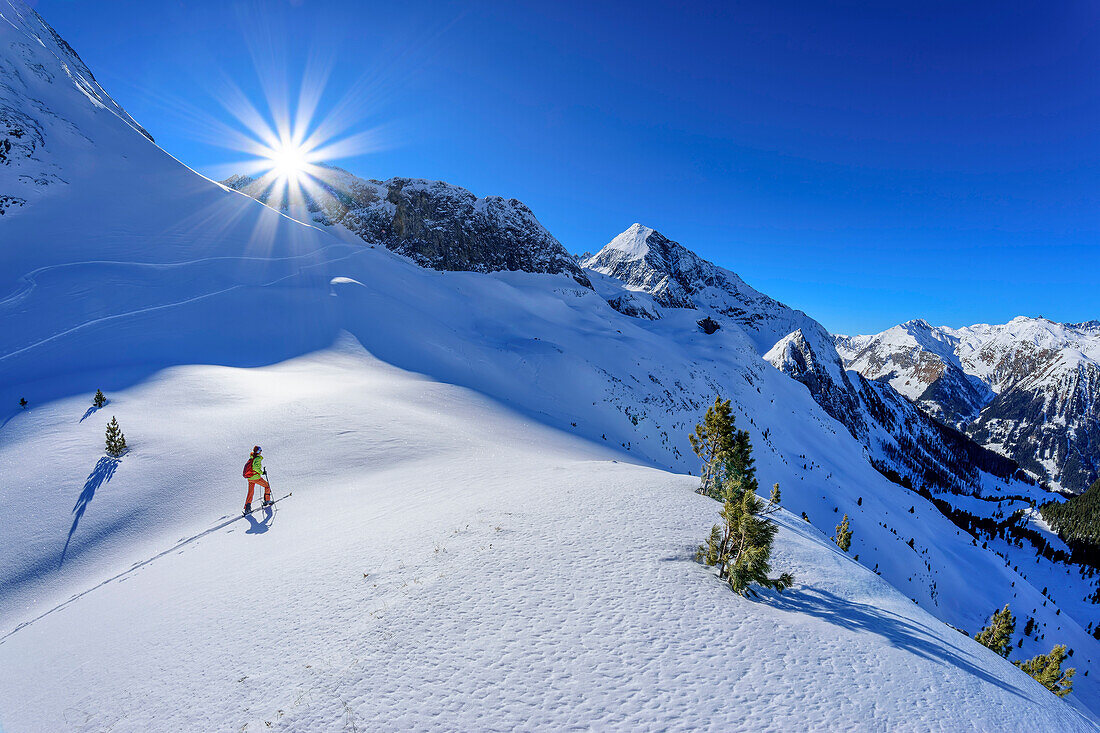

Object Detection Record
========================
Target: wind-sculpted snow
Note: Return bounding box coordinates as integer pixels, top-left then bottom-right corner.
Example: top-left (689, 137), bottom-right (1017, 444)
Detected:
top-left (2, 2), bottom-right (1100, 726)
top-left (224, 169), bottom-right (592, 287)
top-left (840, 317), bottom-right (1100, 492)
top-left (2, 348), bottom-right (1095, 731)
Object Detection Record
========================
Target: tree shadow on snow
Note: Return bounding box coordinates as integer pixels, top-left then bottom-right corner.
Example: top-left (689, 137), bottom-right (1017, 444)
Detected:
top-left (759, 585), bottom-right (1039, 704)
top-left (79, 402), bottom-right (107, 422)
top-left (60, 456), bottom-right (119, 566)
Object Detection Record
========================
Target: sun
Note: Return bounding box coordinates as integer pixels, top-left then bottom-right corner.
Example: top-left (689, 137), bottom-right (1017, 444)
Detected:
top-left (209, 60), bottom-right (387, 211)
top-left (267, 140), bottom-right (310, 182)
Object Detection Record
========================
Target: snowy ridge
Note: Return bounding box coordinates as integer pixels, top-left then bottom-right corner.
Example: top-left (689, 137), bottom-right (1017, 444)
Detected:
top-left (1, 2), bottom-right (1099, 728)
top-left (840, 316), bottom-right (1100, 492)
top-left (0, 1), bottom-right (151, 216)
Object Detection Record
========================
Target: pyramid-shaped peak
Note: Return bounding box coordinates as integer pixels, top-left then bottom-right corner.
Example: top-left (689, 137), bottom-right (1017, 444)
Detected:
top-left (603, 223), bottom-right (669, 261)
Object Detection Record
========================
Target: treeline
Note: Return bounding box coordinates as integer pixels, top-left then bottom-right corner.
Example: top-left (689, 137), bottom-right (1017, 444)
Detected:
top-left (873, 461), bottom-right (1096, 570)
top-left (929, 419), bottom-right (1026, 482)
top-left (880, 427), bottom-right (1026, 497)
top-left (1040, 479), bottom-right (1100, 569)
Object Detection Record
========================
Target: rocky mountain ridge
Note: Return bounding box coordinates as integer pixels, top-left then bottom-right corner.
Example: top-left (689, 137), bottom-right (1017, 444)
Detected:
top-left (223, 168), bottom-right (591, 287)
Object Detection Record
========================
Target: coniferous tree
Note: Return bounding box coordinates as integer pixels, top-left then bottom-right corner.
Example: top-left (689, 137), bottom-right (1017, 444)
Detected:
top-left (689, 396), bottom-right (737, 499)
top-left (698, 480), bottom-right (794, 596)
top-left (729, 428), bottom-right (756, 491)
top-left (833, 514), bottom-right (853, 552)
top-left (1015, 645), bottom-right (1075, 698)
top-left (93, 389), bottom-right (106, 408)
top-left (974, 604), bottom-right (1016, 658)
top-left (105, 416), bottom-right (127, 457)
top-left (19, 397), bottom-right (27, 409)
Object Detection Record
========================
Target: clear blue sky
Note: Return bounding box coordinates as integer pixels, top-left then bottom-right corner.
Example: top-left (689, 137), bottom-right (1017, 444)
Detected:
top-left (34, 0), bottom-right (1100, 335)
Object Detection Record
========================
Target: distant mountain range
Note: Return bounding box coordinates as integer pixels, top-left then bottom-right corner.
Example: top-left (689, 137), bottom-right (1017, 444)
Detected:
top-left (837, 318), bottom-right (1100, 493)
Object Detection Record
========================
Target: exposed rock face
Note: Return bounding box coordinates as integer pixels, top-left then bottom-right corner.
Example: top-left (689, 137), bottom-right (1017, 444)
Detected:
top-left (223, 170), bottom-right (591, 287)
top-left (606, 292), bottom-right (660, 320)
top-left (586, 225), bottom-right (1022, 494)
top-left (839, 317), bottom-right (1100, 492)
top-left (766, 329), bottom-right (868, 442)
top-left (769, 329), bottom-right (1020, 492)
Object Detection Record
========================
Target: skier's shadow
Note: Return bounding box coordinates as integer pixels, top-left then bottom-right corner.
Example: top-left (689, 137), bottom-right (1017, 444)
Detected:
top-left (244, 506), bottom-right (276, 534)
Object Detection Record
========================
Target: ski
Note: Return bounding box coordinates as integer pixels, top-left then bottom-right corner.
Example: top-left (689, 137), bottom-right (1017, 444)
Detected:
top-left (243, 492), bottom-right (292, 515)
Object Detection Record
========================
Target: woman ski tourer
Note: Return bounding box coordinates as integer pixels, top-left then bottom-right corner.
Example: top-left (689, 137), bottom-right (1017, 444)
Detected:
top-left (243, 445), bottom-right (272, 513)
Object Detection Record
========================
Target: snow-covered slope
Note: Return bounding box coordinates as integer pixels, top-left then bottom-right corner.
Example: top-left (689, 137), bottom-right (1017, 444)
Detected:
top-left (585, 225), bottom-right (1030, 498)
top-left (3, 344), bottom-right (1094, 732)
top-left (2, 1), bottom-right (1099, 728)
top-left (0, 0), bottom-right (151, 215)
top-left (839, 317), bottom-right (1100, 493)
top-left (224, 167), bottom-right (592, 287)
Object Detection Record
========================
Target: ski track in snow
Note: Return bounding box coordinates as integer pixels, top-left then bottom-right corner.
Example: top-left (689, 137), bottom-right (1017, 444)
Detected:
top-left (0, 245), bottom-right (360, 364)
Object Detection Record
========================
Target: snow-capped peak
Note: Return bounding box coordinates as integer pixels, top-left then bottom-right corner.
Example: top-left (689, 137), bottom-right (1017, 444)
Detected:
top-left (580, 224), bottom-right (812, 354)
top-left (841, 315), bottom-right (1100, 491)
top-left (603, 223), bottom-right (658, 261)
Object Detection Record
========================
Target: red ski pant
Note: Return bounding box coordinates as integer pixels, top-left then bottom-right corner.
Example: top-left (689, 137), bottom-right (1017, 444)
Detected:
top-left (246, 477), bottom-right (271, 504)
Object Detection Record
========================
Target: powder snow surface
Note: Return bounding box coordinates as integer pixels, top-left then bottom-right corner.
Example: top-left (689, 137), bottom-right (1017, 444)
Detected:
top-left (0, 344), bottom-right (1092, 732)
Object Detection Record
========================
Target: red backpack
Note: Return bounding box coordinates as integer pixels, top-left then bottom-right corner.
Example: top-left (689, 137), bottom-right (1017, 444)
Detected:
top-left (243, 455), bottom-right (256, 479)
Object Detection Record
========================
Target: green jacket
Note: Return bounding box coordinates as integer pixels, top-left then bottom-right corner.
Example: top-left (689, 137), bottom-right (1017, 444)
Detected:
top-left (250, 454), bottom-right (264, 479)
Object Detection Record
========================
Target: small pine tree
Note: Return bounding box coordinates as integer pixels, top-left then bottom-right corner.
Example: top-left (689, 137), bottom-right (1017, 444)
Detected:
top-left (105, 416), bottom-right (127, 457)
top-left (729, 429), bottom-right (756, 489)
top-left (833, 514), bottom-right (853, 552)
top-left (19, 397), bottom-right (27, 409)
top-left (689, 396), bottom-right (737, 499)
top-left (1015, 645), bottom-right (1075, 697)
top-left (698, 480), bottom-right (794, 596)
top-left (93, 389), bottom-right (106, 408)
top-left (974, 604), bottom-right (1016, 658)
